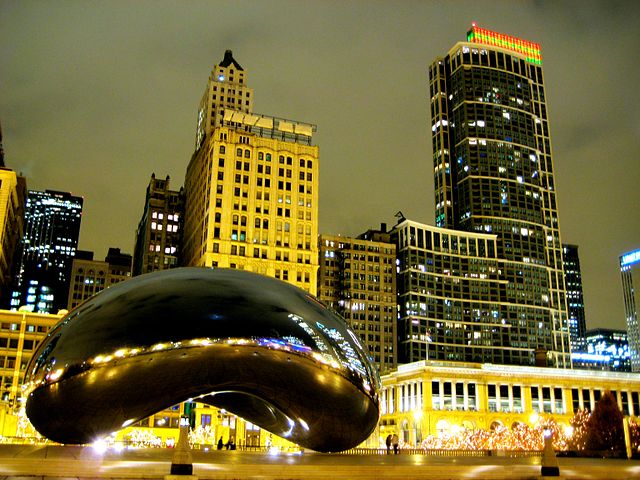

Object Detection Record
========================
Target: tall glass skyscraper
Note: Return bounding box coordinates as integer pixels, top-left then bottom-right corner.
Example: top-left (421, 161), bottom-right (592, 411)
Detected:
top-left (10, 190), bottom-right (83, 313)
top-left (563, 244), bottom-right (586, 352)
top-left (621, 249), bottom-right (640, 372)
top-left (418, 25), bottom-right (570, 367)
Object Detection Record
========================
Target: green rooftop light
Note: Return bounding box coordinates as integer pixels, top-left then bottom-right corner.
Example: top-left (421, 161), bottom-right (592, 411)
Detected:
top-left (467, 24), bottom-right (542, 65)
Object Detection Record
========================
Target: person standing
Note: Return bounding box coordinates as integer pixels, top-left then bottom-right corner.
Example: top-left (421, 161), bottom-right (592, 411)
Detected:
top-left (385, 434), bottom-right (392, 454)
top-left (391, 433), bottom-right (399, 454)
top-left (217, 436), bottom-right (224, 450)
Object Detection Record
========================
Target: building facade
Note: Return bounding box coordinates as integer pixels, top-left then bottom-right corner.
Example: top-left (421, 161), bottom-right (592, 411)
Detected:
top-left (426, 25), bottom-right (570, 367)
top-left (392, 219), bottom-right (533, 365)
top-left (0, 168), bottom-right (26, 308)
top-left (563, 244), bottom-right (586, 352)
top-left (10, 190), bottom-right (83, 314)
top-left (570, 328), bottom-right (630, 372)
top-left (183, 51), bottom-right (319, 294)
top-left (194, 50), bottom-right (254, 151)
top-left (0, 309), bottom-right (62, 408)
top-left (132, 174), bottom-right (184, 276)
top-left (378, 360), bottom-right (640, 448)
top-left (621, 249), bottom-right (640, 372)
top-left (318, 232), bottom-right (397, 374)
top-left (67, 248), bottom-right (132, 309)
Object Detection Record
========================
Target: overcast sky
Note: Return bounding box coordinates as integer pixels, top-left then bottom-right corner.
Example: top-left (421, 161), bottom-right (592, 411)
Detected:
top-left (1, 0), bottom-right (638, 331)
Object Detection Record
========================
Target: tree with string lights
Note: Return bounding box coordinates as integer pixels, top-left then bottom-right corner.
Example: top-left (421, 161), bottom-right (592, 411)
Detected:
top-left (585, 391), bottom-right (625, 456)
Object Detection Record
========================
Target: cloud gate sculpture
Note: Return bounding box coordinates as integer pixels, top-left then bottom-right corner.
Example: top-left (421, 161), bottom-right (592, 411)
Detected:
top-left (24, 268), bottom-right (380, 452)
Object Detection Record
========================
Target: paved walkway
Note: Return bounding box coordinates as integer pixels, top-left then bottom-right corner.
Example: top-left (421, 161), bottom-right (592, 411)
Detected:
top-left (1, 445), bottom-right (640, 479)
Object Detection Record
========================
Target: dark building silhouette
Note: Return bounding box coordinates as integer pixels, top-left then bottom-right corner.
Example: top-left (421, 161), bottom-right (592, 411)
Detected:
top-left (132, 174), bottom-right (184, 276)
top-left (563, 244), bottom-right (586, 352)
top-left (572, 328), bottom-right (630, 372)
top-left (10, 190), bottom-right (83, 313)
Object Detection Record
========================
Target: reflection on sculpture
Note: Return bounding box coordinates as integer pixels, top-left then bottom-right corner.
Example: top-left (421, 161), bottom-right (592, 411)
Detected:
top-left (24, 268), bottom-right (380, 452)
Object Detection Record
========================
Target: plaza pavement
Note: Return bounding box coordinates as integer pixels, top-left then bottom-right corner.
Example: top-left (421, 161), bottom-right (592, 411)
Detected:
top-left (0, 445), bottom-right (640, 479)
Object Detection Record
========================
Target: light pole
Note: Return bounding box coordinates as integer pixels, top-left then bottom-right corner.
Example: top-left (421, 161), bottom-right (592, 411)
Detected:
top-left (166, 415), bottom-right (196, 479)
top-left (541, 428), bottom-right (559, 477)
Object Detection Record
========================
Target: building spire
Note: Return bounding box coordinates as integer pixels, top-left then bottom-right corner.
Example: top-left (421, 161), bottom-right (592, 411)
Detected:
top-left (219, 49), bottom-right (243, 71)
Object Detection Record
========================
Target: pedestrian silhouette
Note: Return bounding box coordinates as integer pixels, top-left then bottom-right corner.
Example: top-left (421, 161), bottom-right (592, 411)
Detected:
top-left (391, 434), bottom-right (399, 454)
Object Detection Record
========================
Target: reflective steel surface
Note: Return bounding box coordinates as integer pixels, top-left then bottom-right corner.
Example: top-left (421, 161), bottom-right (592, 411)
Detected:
top-left (24, 267), bottom-right (380, 452)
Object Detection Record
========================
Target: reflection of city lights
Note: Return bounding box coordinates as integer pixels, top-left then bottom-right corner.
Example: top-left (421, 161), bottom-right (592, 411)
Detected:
top-left (121, 418), bottom-right (135, 427)
top-left (268, 446), bottom-right (280, 455)
top-left (299, 418), bottom-right (309, 431)
top-left (92, 439), bottom-right (108, 454)
top-left (47, 368), bottom-right (64, 382)
top-left (282, 418), bottom-right (295, 438)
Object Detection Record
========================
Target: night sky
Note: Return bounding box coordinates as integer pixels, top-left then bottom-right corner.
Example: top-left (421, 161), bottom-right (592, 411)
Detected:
top-left (1, 1), bottom-right (638, 331)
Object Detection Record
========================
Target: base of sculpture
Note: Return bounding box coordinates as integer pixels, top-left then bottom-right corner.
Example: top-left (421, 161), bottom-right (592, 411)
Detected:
top-left (170, 460), bottom-right (194, 475)
top-left (541, 465), bottom-right (560, 476)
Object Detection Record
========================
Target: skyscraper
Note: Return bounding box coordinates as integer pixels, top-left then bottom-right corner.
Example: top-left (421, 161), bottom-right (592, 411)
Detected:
top-left (318, 231), bottom-right (397, 374)
top-left (194, 49), bottom-right (254, 150)
top-left (621, 249), bottom-right (640, 372)
top-left (183, 50), bottom-right (319, 294)
top-left (10, 190), bottom-right (83, 314)
top-left (409, 25), bottom-right (570, 367)
top-left (67, 248), bottom-right (132, 309)
top-left (563, 244), bottom-right (586, 352)
top-left (132, 174), bottom-right (184, 276)
top-left (0, 168), bottom-right (26, 308)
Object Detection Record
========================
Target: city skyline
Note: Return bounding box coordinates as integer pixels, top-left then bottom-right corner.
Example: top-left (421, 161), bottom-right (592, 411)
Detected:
top-left (1, 1), bottom-right (639, 331)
